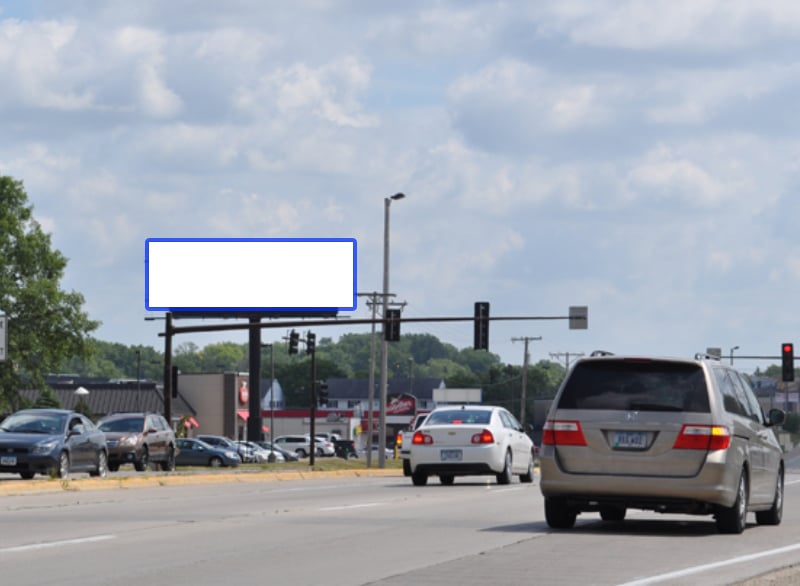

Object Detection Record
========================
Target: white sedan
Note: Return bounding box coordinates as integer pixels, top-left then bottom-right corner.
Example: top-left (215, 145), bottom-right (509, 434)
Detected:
top-left (407, 405), bottom-right (536, 486)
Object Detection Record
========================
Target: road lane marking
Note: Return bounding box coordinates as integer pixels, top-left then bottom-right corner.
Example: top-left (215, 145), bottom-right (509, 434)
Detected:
top-left (617, 542), bottom-right (800, 586)
top-left (318, 503), bottom-right (383, 511)
top-left (0, 534), bottom-right (114, 555)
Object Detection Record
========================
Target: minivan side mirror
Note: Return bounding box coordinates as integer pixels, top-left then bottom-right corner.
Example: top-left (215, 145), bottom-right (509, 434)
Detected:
top-left (767, 408), bottom-right (786, 427)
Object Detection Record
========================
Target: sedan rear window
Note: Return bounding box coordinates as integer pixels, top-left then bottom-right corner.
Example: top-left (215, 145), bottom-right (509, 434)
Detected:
top-left (426, 410), bottom-right (492, 425)
top-left (557, 360), bottom-right (710, 412)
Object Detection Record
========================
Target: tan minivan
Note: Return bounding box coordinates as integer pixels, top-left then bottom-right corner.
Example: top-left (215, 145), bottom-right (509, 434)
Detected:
top-left (539, 352), bottom-right (785, 534)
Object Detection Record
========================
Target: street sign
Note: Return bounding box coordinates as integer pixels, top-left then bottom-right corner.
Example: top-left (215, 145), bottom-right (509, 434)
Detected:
top-left (0, 315), bottom-right (6, 362)
top-left (568, 306), bottom-right (588, 330)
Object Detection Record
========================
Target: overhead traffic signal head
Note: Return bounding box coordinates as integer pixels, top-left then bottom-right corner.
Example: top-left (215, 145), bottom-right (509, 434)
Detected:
top-left (782, 343), bottom-right (794, 382)
top-left (474, 301), bottom-right (489, 350)
top-left (306, 332), bottom-right (316, 355)
top-left (288, 329), bottom-right (299, 355)
top-left (385, 308), bottom-right (401, 342)
top-left (318, 382), bottom-right (329, 406)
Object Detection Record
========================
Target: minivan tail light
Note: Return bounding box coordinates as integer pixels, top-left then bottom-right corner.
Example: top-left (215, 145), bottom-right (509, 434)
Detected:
top-left (542, 420), bottom-right (587, 446)
top-left (471, 429), bottom-right (494, 444)
top-left (673, 424), bottom-right (731, 450)
top-left (412, 431), bottom-right (433, 445)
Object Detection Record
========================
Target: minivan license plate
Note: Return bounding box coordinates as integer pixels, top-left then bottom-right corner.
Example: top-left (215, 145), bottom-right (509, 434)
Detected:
top-left (612, 431), bottom-right (647, 449)
top-left (441, 449), bottom-right (462, 462)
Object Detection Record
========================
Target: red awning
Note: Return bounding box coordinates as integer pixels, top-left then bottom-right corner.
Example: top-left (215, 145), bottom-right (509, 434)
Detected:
top-left (237, 410), bottom-right (249, 422)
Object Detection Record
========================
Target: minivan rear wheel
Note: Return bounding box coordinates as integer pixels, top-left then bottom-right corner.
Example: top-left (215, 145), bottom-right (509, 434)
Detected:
top-left (545, 497), bottom-right (577, 529)
top-left (716, 470), bottom-right (748, 534)
top-left (599, 506), bottom-right (626, 522)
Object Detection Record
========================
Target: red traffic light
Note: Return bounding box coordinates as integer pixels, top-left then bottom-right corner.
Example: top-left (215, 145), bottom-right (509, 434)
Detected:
top-left (784, 344), bottom-right (794, 353)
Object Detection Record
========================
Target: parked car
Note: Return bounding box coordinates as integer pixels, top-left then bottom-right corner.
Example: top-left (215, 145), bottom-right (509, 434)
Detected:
top-left (235, 440), bottom-right (284, 463)
top-left (333, 439), bottom-right (358, 459)
top-left (313, 436), bottom-right (336, 457)
top-left (0, 409), bottom-right (109, 479)
top-left (408, 404), bottom-right (535, 486)
top-left (97, 412), bottom-right (176, 472)
top-left (539, 351), bottom-right (786, 534)
top-left (197, 434), bottom-right (250, 462)
top-left (255, 441), bottom-right (299, 462)
top-left (175, 438), bottom-right (240, 468)
top-left (273, 435), bottom-right (331, 458)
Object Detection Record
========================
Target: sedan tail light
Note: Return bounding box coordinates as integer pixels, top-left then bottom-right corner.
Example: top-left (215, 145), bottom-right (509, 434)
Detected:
top-left (542, 420), bottom-right (587, 446)
top-left (673, 424), bottom-right (731, 450)
top-left (412, 431), bottom-right (433, 445)
top-left (471, 429), bottom-right (494, 444)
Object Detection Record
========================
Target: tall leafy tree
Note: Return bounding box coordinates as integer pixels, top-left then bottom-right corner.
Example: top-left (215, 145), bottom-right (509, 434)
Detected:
top-left (0, 176), bottom-right (99, 410)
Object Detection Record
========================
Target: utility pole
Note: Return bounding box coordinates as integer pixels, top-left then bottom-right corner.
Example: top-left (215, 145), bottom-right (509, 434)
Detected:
top-left (549, 351), bottom-right (585, 371)
top-left (512, 336), bottom-right (542, 425)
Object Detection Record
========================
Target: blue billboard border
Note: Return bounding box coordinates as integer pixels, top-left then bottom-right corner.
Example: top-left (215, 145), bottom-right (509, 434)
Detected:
top-left (144, 237), bottom-right (358, 312)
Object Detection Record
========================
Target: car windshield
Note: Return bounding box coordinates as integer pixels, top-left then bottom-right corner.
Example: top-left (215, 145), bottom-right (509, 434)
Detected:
top-left (557, 360), bottom-right (710, 412)
top-left (0, 412), bottom-right (67, 434)
top-left (426, 410), bottom-right (491, 425)
top-left (98, 417), bottom-right (145, 433)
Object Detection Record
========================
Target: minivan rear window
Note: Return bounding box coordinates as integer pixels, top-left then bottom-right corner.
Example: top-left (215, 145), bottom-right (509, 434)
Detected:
top-left (557, 360), bottom-right (710, 412)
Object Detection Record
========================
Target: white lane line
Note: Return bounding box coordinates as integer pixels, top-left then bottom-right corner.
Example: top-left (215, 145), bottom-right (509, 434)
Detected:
top-left (617, 542), bottom-right (800, 586)
top-left (318, 503), bottom-right (383, 512)
top-left (0, 534), bottom-right (114, 555)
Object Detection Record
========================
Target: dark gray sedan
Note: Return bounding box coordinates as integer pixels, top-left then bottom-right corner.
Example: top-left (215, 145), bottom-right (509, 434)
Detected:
top-left (0, 408), bottom-right (108, 479)
top-left (175, 438), bottom-right (240, 468)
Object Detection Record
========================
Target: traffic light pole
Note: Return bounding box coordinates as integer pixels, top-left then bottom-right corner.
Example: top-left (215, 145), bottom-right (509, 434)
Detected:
top-left (309, 342), bottom-right (317, 467)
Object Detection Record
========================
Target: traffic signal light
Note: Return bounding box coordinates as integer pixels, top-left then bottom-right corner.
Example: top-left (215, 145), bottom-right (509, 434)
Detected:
top-left (782, 343), bottom-right (794, 382)
top-left (385, 308), bottom-right (401, 342)
top-left (288, 330), bottom-right (299, 355)
top-left (306, 332), bottom-right (316, 355)
top-left (318, 382), bottom-right (329, 405)
top-left (474, 301), bottom-right (489, 350)
top-left (171, 365), bottom-right (180, 398)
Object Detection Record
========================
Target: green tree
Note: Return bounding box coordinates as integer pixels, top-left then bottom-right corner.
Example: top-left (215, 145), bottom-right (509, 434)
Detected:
top-left (0, 176), bottom-right (99, 410)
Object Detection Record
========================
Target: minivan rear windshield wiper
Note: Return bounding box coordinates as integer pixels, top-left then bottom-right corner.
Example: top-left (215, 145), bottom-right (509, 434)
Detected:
top-left (627, 402), bottom-right (683, 412)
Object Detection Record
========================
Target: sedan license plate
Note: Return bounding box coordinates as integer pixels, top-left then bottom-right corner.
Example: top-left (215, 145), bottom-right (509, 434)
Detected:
top-left (0, 456), bottom-right (17, 466)
top-left (440, 449), bottom-right (462, 462)
top-left (612, 431), bottom-right (648, 450)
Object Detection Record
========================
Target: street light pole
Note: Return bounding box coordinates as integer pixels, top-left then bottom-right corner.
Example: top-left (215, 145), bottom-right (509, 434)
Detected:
top-left (379, 192), bottom-right (405, 468)
top-left (730, 345), bottom-right (740, 366)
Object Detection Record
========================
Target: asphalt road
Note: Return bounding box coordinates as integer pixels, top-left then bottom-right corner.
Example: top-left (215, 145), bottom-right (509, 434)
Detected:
top-left (2, 468), bottom-right (800, 585)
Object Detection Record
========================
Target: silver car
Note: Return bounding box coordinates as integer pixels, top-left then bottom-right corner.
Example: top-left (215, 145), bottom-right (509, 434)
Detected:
top-left (539, 352), bottom-right (785, 534)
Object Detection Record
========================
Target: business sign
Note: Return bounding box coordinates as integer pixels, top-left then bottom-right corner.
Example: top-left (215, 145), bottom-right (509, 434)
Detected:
top-left (0, 315), bottom-right (6, 361)
top-left (145, 238), bottom-right (357, 312)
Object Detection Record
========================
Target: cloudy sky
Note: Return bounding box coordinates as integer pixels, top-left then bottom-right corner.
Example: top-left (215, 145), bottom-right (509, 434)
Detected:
top-left (2, 0), bottom-right (799, 373)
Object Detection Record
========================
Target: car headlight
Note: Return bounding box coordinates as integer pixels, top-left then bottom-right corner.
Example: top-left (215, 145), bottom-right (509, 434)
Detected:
top-left (32, 439), bottom-right (59, 455)
top-left (225, 451), bottom-right (238, 459)
top-left (118, 435), bottom-right (140, 447)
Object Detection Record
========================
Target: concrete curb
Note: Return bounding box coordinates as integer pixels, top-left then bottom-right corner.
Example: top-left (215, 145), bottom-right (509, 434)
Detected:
top-left (0, 468), bottom-right (403, 496)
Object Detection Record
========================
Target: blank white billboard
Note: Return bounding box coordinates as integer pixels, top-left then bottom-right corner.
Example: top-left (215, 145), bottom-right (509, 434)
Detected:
top-left (145, 238), bottom-right (357, 311)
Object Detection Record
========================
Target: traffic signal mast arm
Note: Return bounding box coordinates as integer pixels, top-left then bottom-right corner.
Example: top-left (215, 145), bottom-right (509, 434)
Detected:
top-left (164, 313), bottom-right (584, 337)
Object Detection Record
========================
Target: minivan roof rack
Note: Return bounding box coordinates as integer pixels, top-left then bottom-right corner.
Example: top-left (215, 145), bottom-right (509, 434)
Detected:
top-left (694, 352), bottom-right (721, 361)
top-left (590, 350), bottom-right (615, 357)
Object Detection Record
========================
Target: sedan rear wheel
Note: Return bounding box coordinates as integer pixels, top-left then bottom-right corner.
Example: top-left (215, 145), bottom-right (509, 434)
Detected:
top-left (716, 470), bottom-right (748, 534)
top-left (519, 453), bottom-right (534, 483)
top-left (411, 470), bottom-right (428, 486)
top-left (90, 450), bottom-right (108, 478)
top-left (496, 451), bottom-right (513, 485)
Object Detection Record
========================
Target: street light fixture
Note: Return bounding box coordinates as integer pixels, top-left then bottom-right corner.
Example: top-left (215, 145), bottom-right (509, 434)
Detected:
top-left (730, 345), bottom-right (740, 366)
top-left (379, 192), bottom-right (405, 468)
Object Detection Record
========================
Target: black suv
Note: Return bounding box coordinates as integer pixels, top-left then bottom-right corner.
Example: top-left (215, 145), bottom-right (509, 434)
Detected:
top-left (97, 413), bottom-right (177, 472)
